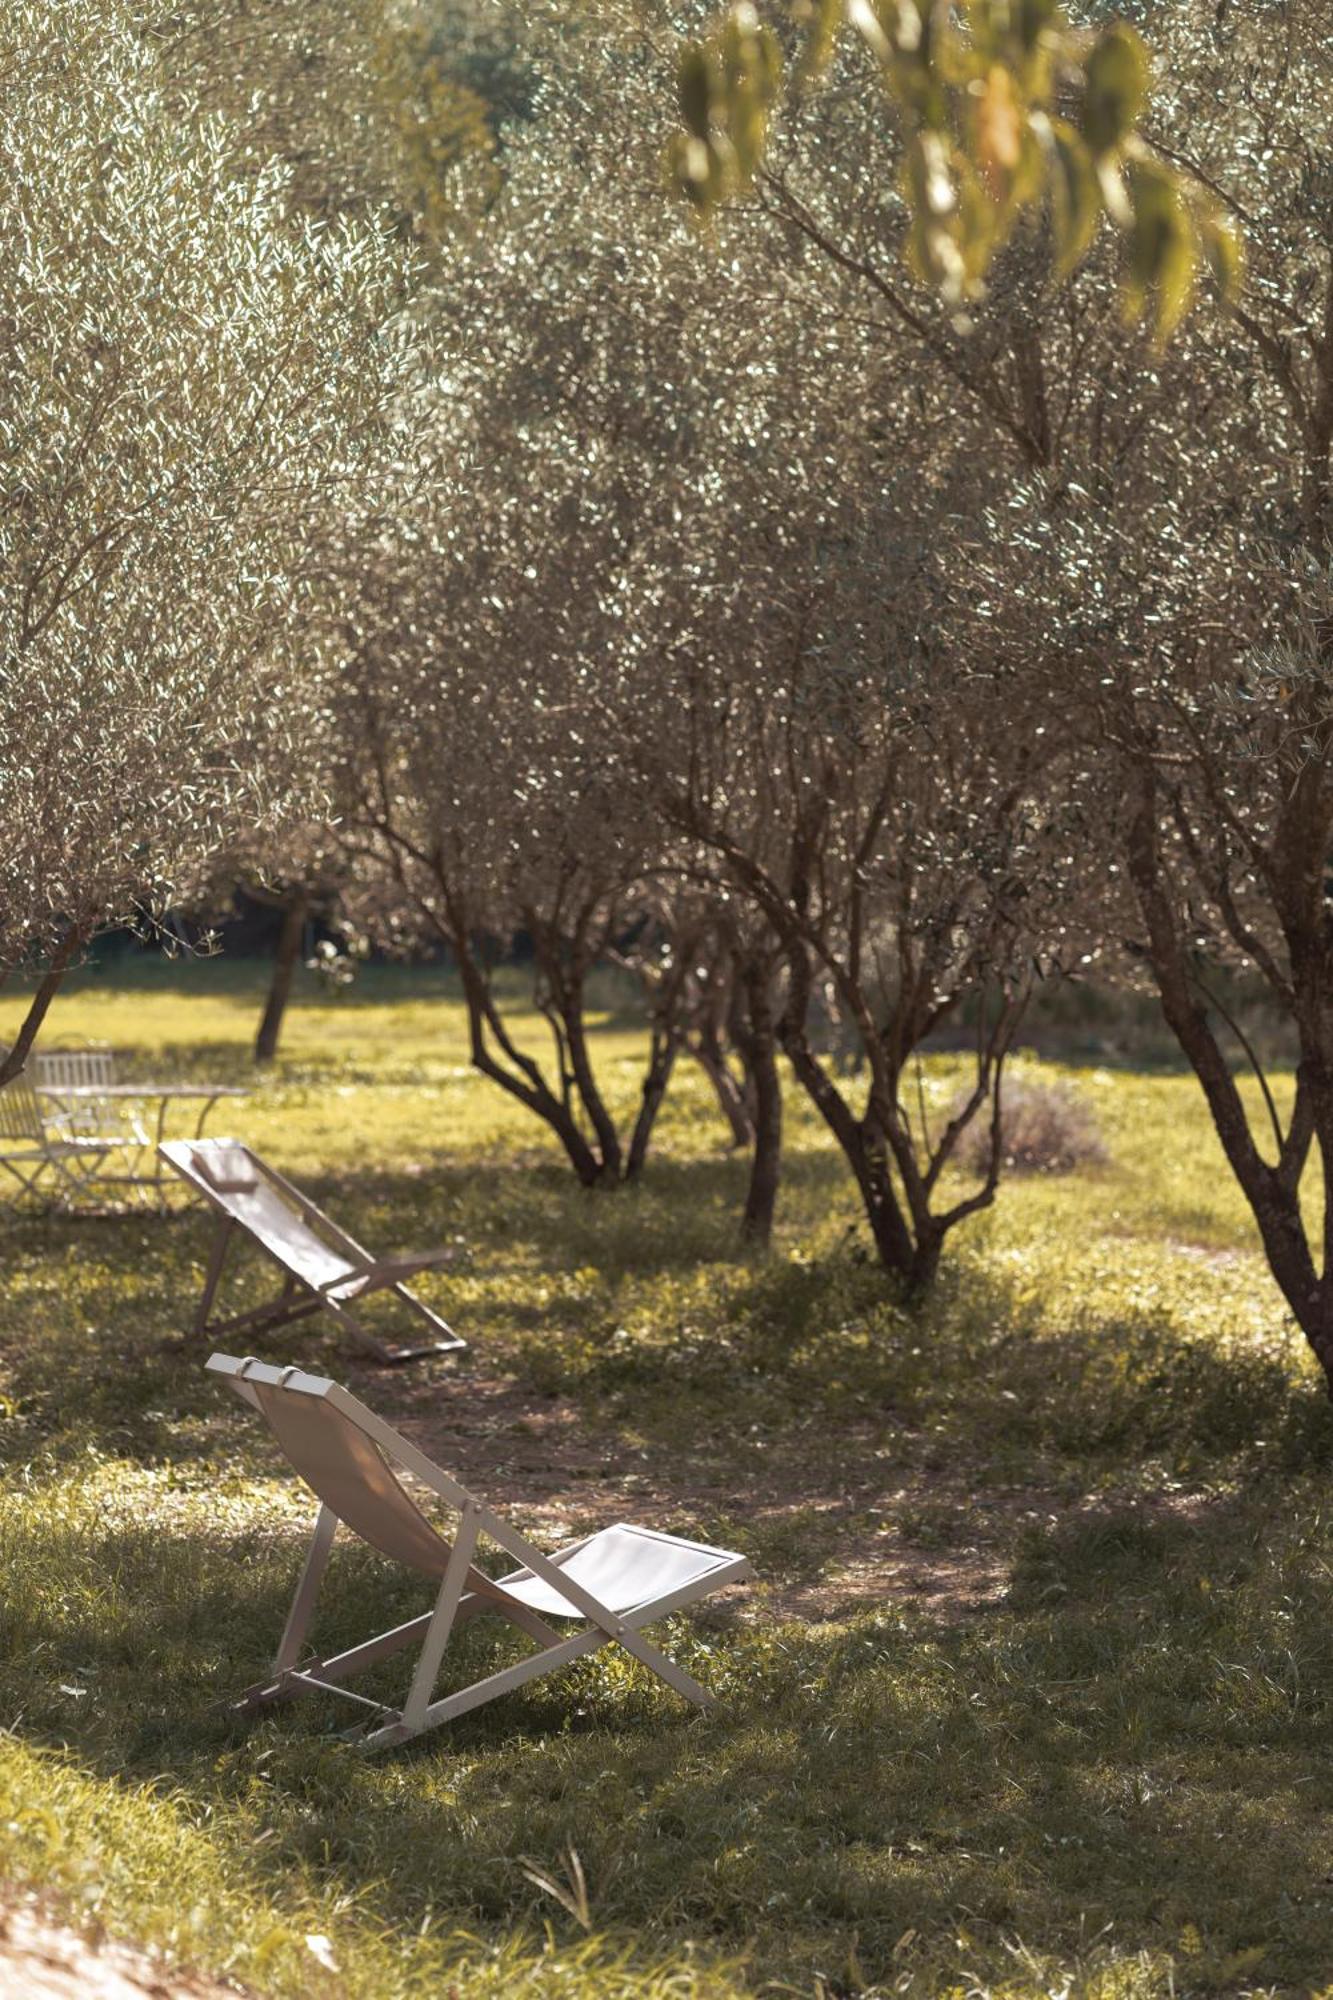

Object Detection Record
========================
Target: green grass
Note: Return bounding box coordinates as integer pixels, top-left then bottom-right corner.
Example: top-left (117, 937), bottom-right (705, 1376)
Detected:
top-left (2, 960), bottom-right (1333, 1998)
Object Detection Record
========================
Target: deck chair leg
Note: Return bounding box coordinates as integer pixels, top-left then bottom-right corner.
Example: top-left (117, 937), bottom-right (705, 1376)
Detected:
top-left (197, 1216), bottom-right (235, 1334)
top-left (273, 1503), bottom-right (339, 1676)
top-left (358, 1597), bottom-right (712, 1754)
top-left (394, 1282), bottom-right (463, 1353)
top-left (0, 1160), bottom-right (50, 1212)
top-left (360, 1628), bottom-right (609, 1752)
top-left (334, 1308), bottom-right (397, 1365)
top-left (230, 1503), bottom-right (340, 1713)
top-left (329, 1300), bottom-right (446, 1369)
top-left (294, 1610), bottom-right (437, 1689)
top-left (475, 1521), bottom-right (720, 1709)
top-left (400, 1507), bottom-right (480, 1734)
top-left (285, 1591), bottom-right (561, 1706)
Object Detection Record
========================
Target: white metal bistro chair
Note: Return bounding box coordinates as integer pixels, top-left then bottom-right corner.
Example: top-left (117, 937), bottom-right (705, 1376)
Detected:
top-left (160, 1139), bottom-right (465, 1365)
top-left (208, 1352), bottom-right (751, 1753)
top-left (0, 1073), bottom-right (124, 1209)
top-left (36, 1048), bottom-right (131, 1128)
top-left (32, 1046), bottom-right (146, 1145)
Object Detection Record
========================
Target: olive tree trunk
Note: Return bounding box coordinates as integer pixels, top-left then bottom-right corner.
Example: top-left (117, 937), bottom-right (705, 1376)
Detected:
top-left (254, 890), bottom-right (308, 1065)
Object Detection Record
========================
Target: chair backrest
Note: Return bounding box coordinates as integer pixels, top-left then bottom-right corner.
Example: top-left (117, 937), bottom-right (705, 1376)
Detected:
top-left (33, 1048), bottom-right (117, 1092)
top-left (208, 1355), bottom-right (491, 1587)
top-left (161, 1141), bottom-right (356, 1293)
top-left (32, 1047), bottom-right (121, 1139)
top-left (0, 1077), bottom-right (45, 1145)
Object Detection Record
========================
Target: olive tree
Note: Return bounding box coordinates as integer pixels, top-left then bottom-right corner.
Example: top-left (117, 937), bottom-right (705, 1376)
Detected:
top-left (335, 584), bottom-right (691, 1187)
top-left (185, 821), bottom-right (357, 1063)
top-left (680, 0), bottom-right (1333, 1368)
top-left (0, 0), bottom-right (417, 1084)
top-left (318, 20), bottom-right (751, 1191)
top-left (322, 11), bottom-right (813, 1211)
top-left (155, 0), bottom-right (508, 237)
top-left (634, 402), bottom-right (1084, 1288)
top-left (938, 0), bottom-right (1333, 1390)
top-left (333, 1), bottom-right (1090, 1264)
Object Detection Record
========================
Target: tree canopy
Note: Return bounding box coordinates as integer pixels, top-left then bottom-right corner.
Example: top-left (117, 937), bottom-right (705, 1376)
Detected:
top-left (0, 0), bottom-right (416, 1081)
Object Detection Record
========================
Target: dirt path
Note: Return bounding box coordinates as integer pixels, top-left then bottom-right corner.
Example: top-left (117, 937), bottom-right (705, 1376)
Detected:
top-left (384, 1366), bottom-right (1051, 1622)
top-left (0, 1896), bottom-right (242, 2000)
top-left (377, 1361), bottom-right (1219, 1624)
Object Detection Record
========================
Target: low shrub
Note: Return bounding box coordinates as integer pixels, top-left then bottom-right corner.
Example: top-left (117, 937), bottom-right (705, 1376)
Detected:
top-left (954, 1075), bottom-right (1108, 1176)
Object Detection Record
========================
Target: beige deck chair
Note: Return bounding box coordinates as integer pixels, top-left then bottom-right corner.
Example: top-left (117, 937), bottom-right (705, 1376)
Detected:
top-left (208, 1352), bottom-right (751, 1753)
top-left (161, 1139), bottom-right (465, 1365)
top-left (0, 1074), bottom-right (123, 1208)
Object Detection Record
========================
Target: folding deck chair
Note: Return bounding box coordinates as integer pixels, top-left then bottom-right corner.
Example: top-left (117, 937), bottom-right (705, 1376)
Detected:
top-left (160, 1139), bottom-right (465, 1365)
top-left (208, 1352), bottom-right (751, 1753)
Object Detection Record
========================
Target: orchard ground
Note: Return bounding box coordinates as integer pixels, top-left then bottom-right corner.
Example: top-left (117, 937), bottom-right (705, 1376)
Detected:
top-left (0, 960), bottom-right (1330, 2000)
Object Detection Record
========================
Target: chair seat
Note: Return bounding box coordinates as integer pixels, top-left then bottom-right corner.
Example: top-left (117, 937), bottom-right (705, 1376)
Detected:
top-left (493, 1523), bottom-right (740, 1619)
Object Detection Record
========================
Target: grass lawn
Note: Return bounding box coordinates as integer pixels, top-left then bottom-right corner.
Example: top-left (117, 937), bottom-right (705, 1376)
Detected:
top-left (2, 959), bottom-right (1332, 1999)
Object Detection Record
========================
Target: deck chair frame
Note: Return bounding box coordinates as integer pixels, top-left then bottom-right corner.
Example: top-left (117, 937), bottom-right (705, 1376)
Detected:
top-left (163, 1141), bottom-right (465, 1365)
top-left (208, 1353), bottom-right (751, 1753)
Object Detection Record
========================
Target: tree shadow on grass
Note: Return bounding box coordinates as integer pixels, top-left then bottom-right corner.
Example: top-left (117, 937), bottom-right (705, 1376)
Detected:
top-left (5, 1489), bottom-right (1333, 1992)
top-left (4, 1156), bottom-right (1332, 1520)
top-left (401, 1147), bottom-right (853, 1280)
top-left (0, 1145), bottom-right (850, 1428)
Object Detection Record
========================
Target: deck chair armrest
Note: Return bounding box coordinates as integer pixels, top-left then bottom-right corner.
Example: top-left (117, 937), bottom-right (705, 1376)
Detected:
top-left (320, 1248), bottom-right (458, 1297)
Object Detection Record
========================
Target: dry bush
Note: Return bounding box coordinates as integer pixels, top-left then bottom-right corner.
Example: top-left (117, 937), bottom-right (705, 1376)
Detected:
top-left (954, 1076), bottom-right (1108, 1177)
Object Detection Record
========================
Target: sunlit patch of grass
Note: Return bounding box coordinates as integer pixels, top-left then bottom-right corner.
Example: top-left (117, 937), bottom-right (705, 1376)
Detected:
top-left (3, 964), bottom-right (1333, 1995)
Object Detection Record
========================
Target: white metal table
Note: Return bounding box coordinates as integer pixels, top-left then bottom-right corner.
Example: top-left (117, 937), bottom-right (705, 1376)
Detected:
top-left (34, 1081), bottom-right (249, 1209)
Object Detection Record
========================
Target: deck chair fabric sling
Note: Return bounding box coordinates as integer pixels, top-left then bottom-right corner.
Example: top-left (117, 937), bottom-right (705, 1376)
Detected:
top-left (207, 1352), bottom-right (751, 1753)
top-left (161, 1139), bottom-right (465, 1365)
